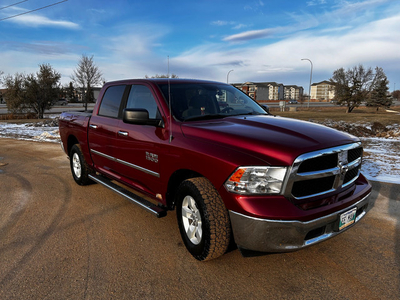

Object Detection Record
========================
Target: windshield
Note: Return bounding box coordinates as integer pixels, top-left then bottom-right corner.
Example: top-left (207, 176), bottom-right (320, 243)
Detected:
top-left (157, 82), bottom-right (267, 121)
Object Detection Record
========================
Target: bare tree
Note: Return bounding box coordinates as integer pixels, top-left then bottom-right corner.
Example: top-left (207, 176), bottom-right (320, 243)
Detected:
top-left (330, 65), bottom-right (392, 113)
top-left (392, 90), bottom-right (400, 101)
top-left (71, 55), bottom-right (103, 111)
top-left (145, 74), bottom-right (179, 78)
top-left (330, 65), bottom-right (374, 113)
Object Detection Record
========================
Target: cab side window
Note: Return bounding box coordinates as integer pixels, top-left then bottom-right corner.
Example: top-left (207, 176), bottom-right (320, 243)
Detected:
top-left (98, 85), bottom-right (126, 118)
top-left (126, 85), bottom-right (159, 119)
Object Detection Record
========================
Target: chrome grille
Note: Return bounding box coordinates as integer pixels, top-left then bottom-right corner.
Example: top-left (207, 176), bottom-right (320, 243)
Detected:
top-left (285, 142), bottom-right (363, 201)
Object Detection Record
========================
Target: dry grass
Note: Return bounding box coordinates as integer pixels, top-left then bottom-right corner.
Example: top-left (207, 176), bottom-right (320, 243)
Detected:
top-left (271, 105), bottom-right (400, 126)
top-left (0, 112), bottom-right (37, 121)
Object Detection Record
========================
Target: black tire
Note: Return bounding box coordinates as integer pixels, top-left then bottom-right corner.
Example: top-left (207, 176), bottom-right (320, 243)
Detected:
top-left (176, 177), bottom-right (231, 261)
top-left (69, 144), bottom-right (92, 186)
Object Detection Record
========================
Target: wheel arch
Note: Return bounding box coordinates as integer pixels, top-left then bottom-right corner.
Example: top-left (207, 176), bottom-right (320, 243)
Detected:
top-left (166, 169), bottom-right (203, 210)
top-left (67, 134), bottom-right (79, 157)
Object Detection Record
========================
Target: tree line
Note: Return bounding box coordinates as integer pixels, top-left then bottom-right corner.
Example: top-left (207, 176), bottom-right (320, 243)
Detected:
top-left (1, 61), bottom-right (398, 118)
top-left (0, 55), bottom-right (103, 118)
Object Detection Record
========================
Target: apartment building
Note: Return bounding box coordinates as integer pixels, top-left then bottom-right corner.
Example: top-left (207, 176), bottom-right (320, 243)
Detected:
top-left (310, 80), bottom-right (335, 101)
top-left (233, 82), bottom-right (296, 101)
top-left (284, 85), bottom-right (304, 100)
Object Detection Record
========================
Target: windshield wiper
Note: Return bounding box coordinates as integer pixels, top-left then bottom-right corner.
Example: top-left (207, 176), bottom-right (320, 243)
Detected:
top-left (183, 114), bottom-right (229, 122)
top-left (235, 112), bottom-right (266, 116)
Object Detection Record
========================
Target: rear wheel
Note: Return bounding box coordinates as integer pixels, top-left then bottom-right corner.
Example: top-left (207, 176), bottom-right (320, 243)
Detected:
top-left (176, 177), bottom-right (231, 261)
top-left (70, 144), bottom-right (92, 185)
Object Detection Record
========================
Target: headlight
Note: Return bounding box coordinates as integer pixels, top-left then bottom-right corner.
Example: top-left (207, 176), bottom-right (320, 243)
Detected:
top-left (224, 166), bottom-right (287, 195)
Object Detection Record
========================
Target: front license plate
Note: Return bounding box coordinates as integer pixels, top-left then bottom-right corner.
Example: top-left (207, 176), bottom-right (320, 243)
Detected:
top-left (339, 208), bottom-right (357, 230)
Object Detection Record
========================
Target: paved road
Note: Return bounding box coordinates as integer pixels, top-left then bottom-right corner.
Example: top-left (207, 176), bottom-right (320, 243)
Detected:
top-left (0, 139), bottom-right (399, 299)
top-left (0, 103), bottom-right (95, 116)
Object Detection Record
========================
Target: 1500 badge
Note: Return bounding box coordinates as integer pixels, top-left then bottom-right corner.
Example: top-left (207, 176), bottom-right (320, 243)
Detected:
top-left (146, 152), bottom-right (158, 163)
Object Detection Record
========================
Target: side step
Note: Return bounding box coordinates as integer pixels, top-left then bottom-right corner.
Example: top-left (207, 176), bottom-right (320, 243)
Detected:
top-left (88, 174), bottom-right (167, 218)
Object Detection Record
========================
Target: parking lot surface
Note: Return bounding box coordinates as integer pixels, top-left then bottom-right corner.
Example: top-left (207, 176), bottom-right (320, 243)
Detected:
top-left (0, 139), bottom-right (399, 299)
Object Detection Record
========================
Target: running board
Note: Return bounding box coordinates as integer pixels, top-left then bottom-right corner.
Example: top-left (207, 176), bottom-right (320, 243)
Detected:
top-left (88, 174), bottom-right (167, 218)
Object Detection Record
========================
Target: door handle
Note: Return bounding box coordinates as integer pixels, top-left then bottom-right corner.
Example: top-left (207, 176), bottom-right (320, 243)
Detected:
top-left (118, 131), bottom-right (129, 137)
top-left (89, 124), bottom-right (98, 129)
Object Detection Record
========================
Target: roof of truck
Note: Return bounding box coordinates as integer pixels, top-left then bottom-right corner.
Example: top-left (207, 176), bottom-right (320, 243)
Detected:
top-left (104, 78), bottom-right (227, 86)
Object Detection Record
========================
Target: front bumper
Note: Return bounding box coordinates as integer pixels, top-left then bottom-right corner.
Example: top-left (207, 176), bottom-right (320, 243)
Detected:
top-left (229, 192), bottom-right (372, 252)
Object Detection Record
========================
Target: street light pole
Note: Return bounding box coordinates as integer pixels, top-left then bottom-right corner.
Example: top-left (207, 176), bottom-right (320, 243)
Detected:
top-left (301, 58), bottom-right (313, 108)
top-left (227, 69), bottom-right (234, 84)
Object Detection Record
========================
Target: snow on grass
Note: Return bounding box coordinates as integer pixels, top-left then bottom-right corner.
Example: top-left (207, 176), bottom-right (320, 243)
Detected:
top-left (361, 138), bottom-right (400, 184)
top-left (0, 120), bottom-right (60, 143)
top-left (0, 118), bottom-right (399, 184)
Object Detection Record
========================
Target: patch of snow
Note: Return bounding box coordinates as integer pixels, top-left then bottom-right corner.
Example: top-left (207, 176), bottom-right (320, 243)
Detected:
top-left (0, 120), bottom-right (60, 143)
top-left (360, 137), bottom-right (400, 184)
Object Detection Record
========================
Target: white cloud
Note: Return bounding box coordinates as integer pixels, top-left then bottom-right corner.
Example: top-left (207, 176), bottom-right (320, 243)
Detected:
top-left (233, 24), bottom-right (249, 30)
top-left (320, 26), bottom-right (353, 33)
top-left (2, 2), bottom-right (399, 91)
top-left (93, 24), bottom-right (172, 81)
top-left (223, 28), bottom-right (282, 42)
top-left (7, 13), bottom-right (79, 29)
top-left (224, 0), bottom-right (394, 43)
top-left (211, 20), bottom-right (229, 26)
top-left (171, 13), bottom-right (400, 86)
top-left (333, 0), bottom-right (390, 12)
top-left (307, 0), bottom-right (327, 6)
top-left (244, 1), bottom-right (265, 12)
top-left (211, 20), bottom-right (249, 30)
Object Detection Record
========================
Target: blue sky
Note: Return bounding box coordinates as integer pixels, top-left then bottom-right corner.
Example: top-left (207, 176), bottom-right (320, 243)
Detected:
top-left (1, 0), bottom-right (399, 92)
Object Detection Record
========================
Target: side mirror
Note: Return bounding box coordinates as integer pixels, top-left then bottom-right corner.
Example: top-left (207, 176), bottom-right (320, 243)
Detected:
top-left (261, 104), bottom-right (270, 113)
top-left (123, 108), bottom-right (164, 127)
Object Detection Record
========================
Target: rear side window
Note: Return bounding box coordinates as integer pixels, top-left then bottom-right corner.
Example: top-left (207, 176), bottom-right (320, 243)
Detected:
top-left (98, 85), bottom-right (126, 118)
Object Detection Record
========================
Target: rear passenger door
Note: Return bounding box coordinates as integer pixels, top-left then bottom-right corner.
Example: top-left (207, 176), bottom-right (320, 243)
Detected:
top-left (88, 84), bottom-right (127, 176)
top-left (114, 84), bottom-right (167, 196)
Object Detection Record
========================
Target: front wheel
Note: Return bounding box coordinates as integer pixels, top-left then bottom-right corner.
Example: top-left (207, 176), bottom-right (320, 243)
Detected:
top-left (176, 177), bottom-right (231, 261)
top-left (70, 144), bottom-right (92, 186)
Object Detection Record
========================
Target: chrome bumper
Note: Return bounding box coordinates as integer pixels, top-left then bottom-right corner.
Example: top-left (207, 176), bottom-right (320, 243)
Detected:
top-left (229, 193), bottom-right (372, 252)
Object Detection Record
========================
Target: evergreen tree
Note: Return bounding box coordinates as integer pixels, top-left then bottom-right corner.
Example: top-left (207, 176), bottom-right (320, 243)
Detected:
top-left (4, 64), bottom-right (61, 118)
top-left (368, 75), bottom-right (392, 111)
top-left (25, 64), bottom-right (61, 119)
top-left (67, 82), bottom-right (75, 101)
top-left (4, 73), bottom-right (27, 114)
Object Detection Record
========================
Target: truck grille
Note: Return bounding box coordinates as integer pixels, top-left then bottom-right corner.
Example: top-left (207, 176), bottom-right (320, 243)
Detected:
top-left (285, 143), bottom-right (363, 201)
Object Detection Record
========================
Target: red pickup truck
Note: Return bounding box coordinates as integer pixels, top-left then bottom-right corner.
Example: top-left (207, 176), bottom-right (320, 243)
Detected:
top-left (59, 78), bottom-right (372, 261)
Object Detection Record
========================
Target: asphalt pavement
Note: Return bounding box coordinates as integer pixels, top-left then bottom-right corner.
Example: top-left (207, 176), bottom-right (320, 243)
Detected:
top-left (0, 139), bottom-right (399, 299)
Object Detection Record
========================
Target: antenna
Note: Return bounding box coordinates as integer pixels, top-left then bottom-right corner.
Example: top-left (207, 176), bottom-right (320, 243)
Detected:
top-left (168, 56), bottom-right (173, 143)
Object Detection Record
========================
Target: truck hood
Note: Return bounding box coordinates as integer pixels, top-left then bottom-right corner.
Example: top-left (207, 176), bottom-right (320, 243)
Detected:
top-left (180, 115), bottom-right (359, 166)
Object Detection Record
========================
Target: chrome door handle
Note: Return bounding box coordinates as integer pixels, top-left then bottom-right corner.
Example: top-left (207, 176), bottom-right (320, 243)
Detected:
top-left (118, 131), bottom-right (128, 137)
top-left (89, 124), bottom-right (98, 129)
